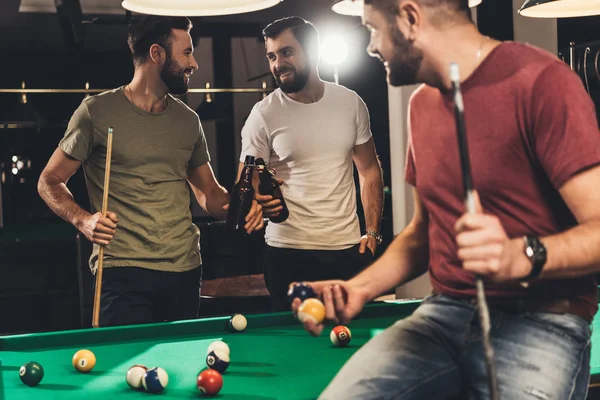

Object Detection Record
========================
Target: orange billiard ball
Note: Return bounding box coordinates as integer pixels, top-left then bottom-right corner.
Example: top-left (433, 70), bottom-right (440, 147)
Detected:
top-left (298, 298), bottom-right (326, 324)
top-left (72, 349), bottom-right (96, 373)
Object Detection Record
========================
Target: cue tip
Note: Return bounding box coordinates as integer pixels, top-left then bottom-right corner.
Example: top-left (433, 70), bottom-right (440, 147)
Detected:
top-left (108, 126), bottom-right (113, 134)
top-left (449, 62), bottom-right (460, 84)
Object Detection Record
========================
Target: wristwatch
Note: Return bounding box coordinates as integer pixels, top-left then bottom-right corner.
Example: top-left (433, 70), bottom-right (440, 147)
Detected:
top-left (520, 235), bottom-right (547, 286)
top-left (366, 230), bottom-right (383, 245)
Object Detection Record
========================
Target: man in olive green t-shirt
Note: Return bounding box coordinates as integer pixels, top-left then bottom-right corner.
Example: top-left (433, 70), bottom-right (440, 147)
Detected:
top-left (38, 16), bottom-right (264, 327)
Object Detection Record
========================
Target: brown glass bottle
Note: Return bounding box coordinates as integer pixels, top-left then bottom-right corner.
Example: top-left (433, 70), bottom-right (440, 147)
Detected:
top-left (226, 155), bottom-right (255, 232)
top-left (255, 158), bottom-right (289, 223)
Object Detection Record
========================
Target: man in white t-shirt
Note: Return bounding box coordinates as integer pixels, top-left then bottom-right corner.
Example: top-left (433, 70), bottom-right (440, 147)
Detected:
top-left (239, 17), bottom-right (384, 311)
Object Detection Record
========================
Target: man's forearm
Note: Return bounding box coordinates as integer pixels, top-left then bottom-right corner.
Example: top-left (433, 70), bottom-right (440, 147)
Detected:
top-left (204, 185), bottom-right (229, 220)
top-left (38, 174), bottom-right (89, 230)
top-left (360, 167), bottom-right (384, 232)
top-left (350, 221), bottom-right (429, 301)
top-left (519, 219), bottom-right (600, 280)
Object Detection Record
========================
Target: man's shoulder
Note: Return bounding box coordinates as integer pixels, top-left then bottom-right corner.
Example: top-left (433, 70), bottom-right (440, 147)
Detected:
top-left (83, 87), bottom-right (125, 109)
top-left (168, 94), bottom-right (200, 121)
top-left (252, 88), bottom-right (284, 115)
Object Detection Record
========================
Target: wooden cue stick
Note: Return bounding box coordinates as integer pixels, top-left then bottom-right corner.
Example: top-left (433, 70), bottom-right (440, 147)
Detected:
top-left (92, 126), bottom-right (114, 328)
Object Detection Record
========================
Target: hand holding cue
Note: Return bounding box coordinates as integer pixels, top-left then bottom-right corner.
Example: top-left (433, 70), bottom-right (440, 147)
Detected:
top-left (450, 63), bottom-right (499, 400)
top-left (92, 127), bottom-right (114, 328)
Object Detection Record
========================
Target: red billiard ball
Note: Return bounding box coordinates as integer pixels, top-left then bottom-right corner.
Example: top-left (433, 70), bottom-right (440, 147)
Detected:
top-left (197, 369), bottom-right (223, 396)
top-left (330, 325), bottom-right (352, 347)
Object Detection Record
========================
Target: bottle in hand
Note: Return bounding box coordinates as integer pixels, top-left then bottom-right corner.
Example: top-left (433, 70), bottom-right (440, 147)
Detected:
top-left (255, 158), bottom-right (289, 223)
top-left (226, 155), bottom-right (256, 232)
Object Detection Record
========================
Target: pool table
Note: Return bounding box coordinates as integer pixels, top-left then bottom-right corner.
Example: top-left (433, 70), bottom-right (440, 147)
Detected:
top-left (1, 299), bottom-right (599, 399)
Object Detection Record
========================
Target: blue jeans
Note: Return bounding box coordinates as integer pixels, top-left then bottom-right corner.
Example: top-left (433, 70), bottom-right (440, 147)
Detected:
top-left (319, 294), bottom-right (592, 400)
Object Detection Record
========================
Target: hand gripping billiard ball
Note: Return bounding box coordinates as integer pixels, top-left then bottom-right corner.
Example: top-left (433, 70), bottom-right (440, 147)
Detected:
top-left (287, 282), bottom-right (316, 303)
top-left (207, 340), bottom-right (230, 356)
top-left (227, 314), bottom-right (247, 332)
top-left (197, 369), bottom-right (223, 396)
top-left (330, 325), bottom-right (352, 347)
top-left (206, 350), bottom-right (230, 373)
top-left (72, 349), bottom-right (96, 373)
top-left (143, 367), bottom-right (169, 393)
top-left (19, 361), bottom-right (44, 387)
top-left (298, 298), bottom-right (326, 324)
top-left (126, 364), bottom-right (147, 389)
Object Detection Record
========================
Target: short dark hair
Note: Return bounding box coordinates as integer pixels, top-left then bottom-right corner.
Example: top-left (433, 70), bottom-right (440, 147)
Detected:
top-left (127, 16), bottom-right (192, 67)
top-left (364, 0), bottom-right (470, 20)
top-left (262, 17), bottom-right (320, 58)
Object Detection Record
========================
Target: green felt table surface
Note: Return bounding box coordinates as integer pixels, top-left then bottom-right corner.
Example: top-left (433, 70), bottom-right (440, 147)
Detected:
top-left (0, 302), bottom-right (418, 400)
top-left (2, 298), bottom-right (600, 400)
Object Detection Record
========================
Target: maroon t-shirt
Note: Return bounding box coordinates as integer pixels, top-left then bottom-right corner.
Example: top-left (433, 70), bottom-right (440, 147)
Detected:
top-left (406, 42), bottom-right (600, 321)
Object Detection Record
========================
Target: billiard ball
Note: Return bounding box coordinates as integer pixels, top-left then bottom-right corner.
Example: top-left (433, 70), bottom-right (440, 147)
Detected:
top-left (206, 350), bottom-right (230, 373)
top-left (19, 361), bottom-right (44, 387)
top-left (207, 340), bottom-right (230, 356)
top-left (197, 369), bottom-right (223, 396)
top-left (126, 364), bottom-right (147, 389)
top-left (143, 367), bottom-right (169, 393)
top-left (72, 349), bottom-right (96, 373)
top-left (298, 298), bottom-right (326, 324)
top-left (287, 282), bottom-right (316, 303)
top-left (227, 314), bottom-right (247, 332)
top-left (330, 325), bottom-right (352, 347)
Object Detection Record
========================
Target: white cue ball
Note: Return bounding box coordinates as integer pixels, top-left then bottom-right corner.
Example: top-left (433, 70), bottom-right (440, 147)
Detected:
top-left (207, 341), bottom-right (230, 356)
top-left (231, 314), bottom-right (247, 331)
top-left (126, 365), bottom-right (147, 389)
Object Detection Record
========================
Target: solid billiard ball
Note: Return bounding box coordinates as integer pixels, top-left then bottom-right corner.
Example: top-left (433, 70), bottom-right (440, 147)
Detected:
top-left (287, 282), bottom-right (316, 303)
top-left (207, 340), bottom-right (230, 356)
top-left (298, 298), bottom-right (326, 324)
top-left (126, 364), bottom-right (147, 389)
top-left (206, 350), bottom-right (230, 374)
top-left (227, 314), bottom-right (247, 332)
top-left (143, 367), bottom-right (169, 393)
top-left (330, 325), bottom-right (352, 347)
top-left (72, 349), bottom-right (96, 373)
top-left (197, 369), bottom-right (223, 396)
top-left (19, 361), bottom-right (44, 387)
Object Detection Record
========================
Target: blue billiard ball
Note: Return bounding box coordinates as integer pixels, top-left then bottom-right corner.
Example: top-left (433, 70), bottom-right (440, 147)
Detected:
top-left (206, 350), bottom-right (230, 373)
top-left (287, 282), bottom-right (316, 304)
top-left (142, 367), bottom-right (169, 393)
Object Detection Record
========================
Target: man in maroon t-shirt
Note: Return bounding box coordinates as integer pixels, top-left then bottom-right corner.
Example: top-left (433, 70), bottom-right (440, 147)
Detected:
top-left (291, 0), bottom-right (600, 399)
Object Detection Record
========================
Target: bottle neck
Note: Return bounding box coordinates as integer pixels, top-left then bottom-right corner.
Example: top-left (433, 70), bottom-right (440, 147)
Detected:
top-left (241, 165), bottom-right (253, 183)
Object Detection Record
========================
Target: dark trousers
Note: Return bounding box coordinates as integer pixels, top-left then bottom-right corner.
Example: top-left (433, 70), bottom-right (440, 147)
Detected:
top-left (97, 266), bottom-right (202, 327)
top-left (264, 244), bottom-right (373, 312)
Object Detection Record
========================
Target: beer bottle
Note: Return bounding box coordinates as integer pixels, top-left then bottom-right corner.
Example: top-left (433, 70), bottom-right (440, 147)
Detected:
top-left (226, 155), bottom-right (255, 232)
top-left (255, 158), bottom-right (289, 223)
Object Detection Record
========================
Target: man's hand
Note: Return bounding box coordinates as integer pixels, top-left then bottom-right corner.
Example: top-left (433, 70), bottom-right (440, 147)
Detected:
top-left (80, 212), bottom-right (118, 245)
top-left (359, 234), bottom-right (377, 255)
top-left (255, 194), bottom-right (283, 218)
top-left (454, 192), bottom-right (530, 282)
top-left (223, 200), bottom-right (264, 234)
top-left (290, 280), bottom-right (370, 337)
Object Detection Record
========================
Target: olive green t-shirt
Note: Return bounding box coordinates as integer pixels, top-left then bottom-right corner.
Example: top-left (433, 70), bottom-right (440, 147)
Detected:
top-left (59, 87), bottom-right (210, 273)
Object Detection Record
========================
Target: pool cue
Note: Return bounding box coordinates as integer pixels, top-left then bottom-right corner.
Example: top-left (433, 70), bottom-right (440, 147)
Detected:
top-left (449, 63), bottom-right (499, 400)
top-left (92, 126), bottom-right (114, 328)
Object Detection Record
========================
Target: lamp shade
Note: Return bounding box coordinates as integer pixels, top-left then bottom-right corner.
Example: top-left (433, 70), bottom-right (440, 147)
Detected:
top-left (519, 0), bottom-right (600, 18)
top-left (332, 0), bottom-right (482, 17)
top-left (121, 0), bottom-right (281, 16)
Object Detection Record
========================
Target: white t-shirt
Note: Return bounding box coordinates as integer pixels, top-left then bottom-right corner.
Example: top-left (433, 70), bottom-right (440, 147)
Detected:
top-left (240, 81), bottom-right (372, 250)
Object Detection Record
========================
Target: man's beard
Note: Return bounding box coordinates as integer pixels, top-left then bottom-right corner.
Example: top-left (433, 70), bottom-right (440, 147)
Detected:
top-left (386, 26), bottom-right (424, 87)
top-left (274, 64), bottom-right (310, 94)
top-left (161, 52), bottom-right (189, 95)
